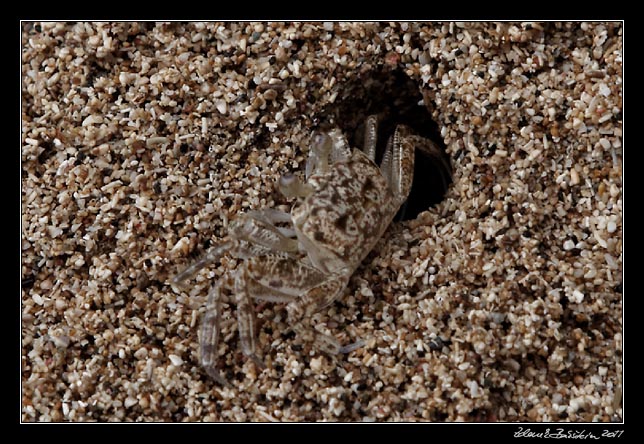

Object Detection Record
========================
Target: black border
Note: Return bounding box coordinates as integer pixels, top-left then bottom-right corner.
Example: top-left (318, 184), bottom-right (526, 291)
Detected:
top-left (18, 17), bottom-right (625, 435)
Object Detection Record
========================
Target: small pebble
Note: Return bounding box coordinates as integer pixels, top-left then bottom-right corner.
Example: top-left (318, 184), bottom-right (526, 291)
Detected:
top-left (169, 354), bottom-right (184, 366)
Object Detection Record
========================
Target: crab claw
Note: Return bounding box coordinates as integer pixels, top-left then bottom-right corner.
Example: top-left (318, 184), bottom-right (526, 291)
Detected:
top-left (278, 173), bottom-right (313, 199)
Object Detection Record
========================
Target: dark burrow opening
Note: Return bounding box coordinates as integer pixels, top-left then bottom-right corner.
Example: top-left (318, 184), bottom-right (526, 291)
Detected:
top-left (320, 66), bottom-right (452, 221)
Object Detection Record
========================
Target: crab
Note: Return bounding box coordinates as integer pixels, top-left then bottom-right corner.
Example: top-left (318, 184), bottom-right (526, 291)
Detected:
top-left (172, 115), bottom-right (448, 385)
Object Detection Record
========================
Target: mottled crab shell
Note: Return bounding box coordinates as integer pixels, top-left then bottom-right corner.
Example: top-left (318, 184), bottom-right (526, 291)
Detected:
top-left (291, 148), bottom-right (397, 275)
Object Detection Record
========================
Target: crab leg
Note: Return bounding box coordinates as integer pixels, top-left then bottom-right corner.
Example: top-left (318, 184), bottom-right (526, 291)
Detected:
top-left (380, 135), bottom-right (394, 189)
top-left (247, 257), bottom-right (362, 355)
top-left (200, 275), bottom-right (231, 387)
top-left (284, 270), bottom-right (357, 354)
top-left (200, 261), bottom-right (301, 386)
top-left (202, 255), bottom-right (345, 382)
top-left (363, 114), bottom-right (378, 162)
top-left (173, 211), bottom-right (299, 289)
top-left (233, 267), bottom-right (267, 370)
top-left (382, 128), bottom-right (451, 204)
top-left (171, 240), bottom-right (235, 289)
top-left (250, 208), bottom-right (293, 224)
top-left (378, 125), bottom-right (417, 206)
top-left (231, 212), bottom-right (299, 253)
top-left (250, 208), bottom-right (297, 238)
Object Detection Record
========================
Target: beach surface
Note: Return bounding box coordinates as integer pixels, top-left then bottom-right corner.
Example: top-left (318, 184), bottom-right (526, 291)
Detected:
top-left (22, 22), bottom-right (622, 422)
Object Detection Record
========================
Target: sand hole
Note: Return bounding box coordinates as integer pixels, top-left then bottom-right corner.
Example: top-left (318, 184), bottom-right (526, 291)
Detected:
top-left (321, 66), bottom-right (451, 221)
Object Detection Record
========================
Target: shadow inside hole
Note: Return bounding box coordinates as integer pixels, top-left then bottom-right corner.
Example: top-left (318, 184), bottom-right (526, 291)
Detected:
top-left (320, 66), bottom-right (452, 221)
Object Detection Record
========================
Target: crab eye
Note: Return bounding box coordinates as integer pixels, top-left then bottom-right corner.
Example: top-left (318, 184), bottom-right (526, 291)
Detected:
top-left (311, 132), bottom-right (333, 157)
top-left (280, 173), bottom-right (295, 186)
top-left (313, 132), bottom-right (324, 144)
top-left (312, 132), bottom-right (330, 146)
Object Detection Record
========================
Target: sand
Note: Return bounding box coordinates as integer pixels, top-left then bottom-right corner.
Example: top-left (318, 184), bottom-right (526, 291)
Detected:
top-left (22, 21), bottom-right (622, 422)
